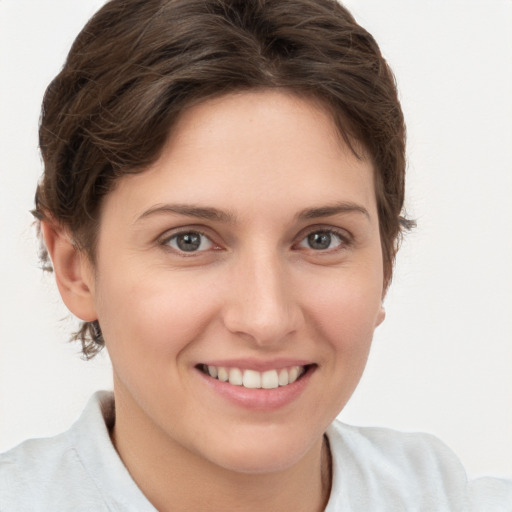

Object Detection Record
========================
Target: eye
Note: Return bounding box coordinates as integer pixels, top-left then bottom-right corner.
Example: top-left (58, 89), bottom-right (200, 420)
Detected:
top-left (165, 231), bottom-right (214, 253)
top-left (298, 230), bottom-right (345, 251)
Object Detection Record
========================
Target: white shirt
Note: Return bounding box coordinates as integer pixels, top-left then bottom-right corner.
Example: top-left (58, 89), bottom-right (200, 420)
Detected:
top-left (1, 391), bottom-right (511, 511)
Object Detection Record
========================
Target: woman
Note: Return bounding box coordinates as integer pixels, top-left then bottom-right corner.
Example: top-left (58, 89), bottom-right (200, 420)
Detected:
top-left (1, 0), bottom-right (510, 510)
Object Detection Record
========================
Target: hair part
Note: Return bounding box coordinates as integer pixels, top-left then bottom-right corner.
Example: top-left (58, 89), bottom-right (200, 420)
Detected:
top-left (35, 0), bottom-right (412, 358)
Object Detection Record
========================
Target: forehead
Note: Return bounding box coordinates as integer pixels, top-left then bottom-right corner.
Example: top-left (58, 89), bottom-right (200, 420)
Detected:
top-left (166, 90), bottom-right (363, 168)
top-left (103, 90), bottom-right (377, 224)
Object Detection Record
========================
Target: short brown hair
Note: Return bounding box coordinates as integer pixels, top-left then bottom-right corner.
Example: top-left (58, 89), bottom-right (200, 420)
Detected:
top-left (35, 0), bottom-right (412, 358)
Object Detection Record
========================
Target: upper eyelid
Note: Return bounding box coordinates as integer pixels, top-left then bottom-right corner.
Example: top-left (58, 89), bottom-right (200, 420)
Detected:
top-left (159, 230), bottom-right (220, 257)
top-left (294, 226), bottom-right (355, 253)
top-left (157, 225), bottom-right (216, 243)
top-left (295, 225), bottom-right (352, 242)
top-left (155, 224), bottom-right (353, 249)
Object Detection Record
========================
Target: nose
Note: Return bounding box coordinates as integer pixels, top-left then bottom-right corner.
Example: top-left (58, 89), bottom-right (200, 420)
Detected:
top-left (222, 249), bottom-right (303, 346)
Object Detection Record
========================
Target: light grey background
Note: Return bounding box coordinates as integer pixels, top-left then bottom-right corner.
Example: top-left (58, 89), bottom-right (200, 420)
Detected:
top-left (1, 0), bottom-right (511, 478)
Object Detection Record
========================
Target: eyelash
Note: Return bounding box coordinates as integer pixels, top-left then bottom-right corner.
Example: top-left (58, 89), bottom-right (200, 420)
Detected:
top-left (159, 227), bottom-right (352, 255)
top-left (295, 228), bottom-right (351, 253)
top-left (160, 229), bottom-right (217, 255)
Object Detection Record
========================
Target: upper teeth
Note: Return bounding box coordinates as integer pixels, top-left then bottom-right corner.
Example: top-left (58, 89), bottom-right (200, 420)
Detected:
top-left (205, 365), bottom-right (305, 389)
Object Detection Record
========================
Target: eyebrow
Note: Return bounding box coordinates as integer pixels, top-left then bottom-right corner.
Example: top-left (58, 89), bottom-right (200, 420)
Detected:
top-left (296, 202), bottom-right (370, 221)
top-left (136, 204), bottom-right (236, 223)
top-left (136, 201), bottom-right (370, 224)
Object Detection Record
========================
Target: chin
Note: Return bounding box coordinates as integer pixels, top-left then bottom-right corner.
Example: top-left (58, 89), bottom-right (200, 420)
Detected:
top-left (202, 430), bottom-right (321, 475)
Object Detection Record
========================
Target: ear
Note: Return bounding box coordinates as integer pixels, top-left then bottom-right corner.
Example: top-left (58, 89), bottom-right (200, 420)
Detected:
top-left (41, 220), bottom-right (97, 322)
top-left (375, 304), bottom-right (386, 327)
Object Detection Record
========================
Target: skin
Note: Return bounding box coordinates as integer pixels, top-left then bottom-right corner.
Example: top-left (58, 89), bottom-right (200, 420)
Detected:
top-left (44, 90), bottom-right (385, 511)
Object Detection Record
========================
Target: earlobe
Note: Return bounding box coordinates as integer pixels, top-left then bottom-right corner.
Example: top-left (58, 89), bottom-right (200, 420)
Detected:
top-left (375, 304), bottom-right (386, 327)
top-left (41, 220), bottom-right (97, 322)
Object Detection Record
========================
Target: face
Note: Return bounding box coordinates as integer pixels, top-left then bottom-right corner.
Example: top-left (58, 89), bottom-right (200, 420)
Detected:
top-left (87, 90), bottom-right (385, 474)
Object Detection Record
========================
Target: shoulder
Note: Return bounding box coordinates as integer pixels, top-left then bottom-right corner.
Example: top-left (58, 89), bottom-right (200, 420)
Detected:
top-left (0, 427), bottom-right (109, 511)
top-left (328, 420), bottom-right (466, 476)
top-left (325, 420), bottom-right (512, 511)
top-left (0, 391), bottom-right (154, 512)
top-left (0, 391), bottom-right (116, 511)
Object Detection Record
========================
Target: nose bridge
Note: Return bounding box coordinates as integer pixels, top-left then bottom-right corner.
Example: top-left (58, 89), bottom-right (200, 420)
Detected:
top-left (223, 246), bottom-right (300, 344)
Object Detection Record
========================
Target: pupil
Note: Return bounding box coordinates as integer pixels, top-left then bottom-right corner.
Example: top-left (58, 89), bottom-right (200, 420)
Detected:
top-left (308, 232), bottom-right (331, 250)
top-left (177, 233), bottom-right (201, 251)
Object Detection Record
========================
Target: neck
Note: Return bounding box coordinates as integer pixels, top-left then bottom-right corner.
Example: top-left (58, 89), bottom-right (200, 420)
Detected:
top-left (111, 386), bottom-right (332, 512)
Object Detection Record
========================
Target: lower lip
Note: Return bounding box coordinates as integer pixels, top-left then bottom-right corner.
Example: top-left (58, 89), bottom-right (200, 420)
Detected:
top-left (197, 366), bottom-right (315, 411)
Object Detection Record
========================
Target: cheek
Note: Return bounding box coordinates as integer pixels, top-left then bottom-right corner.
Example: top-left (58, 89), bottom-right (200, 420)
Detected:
top-left (308, 266), bottom-right (382, 317)
top-left (95, 268), bottom-right (220, 364)
top-left (303, 270), bottom-right (382, 358)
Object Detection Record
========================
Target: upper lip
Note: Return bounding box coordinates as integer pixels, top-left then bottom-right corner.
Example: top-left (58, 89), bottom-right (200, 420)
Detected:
top-left (197, 358), bottom-right (314, 372)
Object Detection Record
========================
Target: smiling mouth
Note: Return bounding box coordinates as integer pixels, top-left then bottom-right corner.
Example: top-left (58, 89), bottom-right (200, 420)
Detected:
top-left (197, 364), bottom-right (313, 389)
